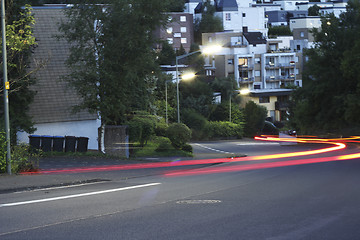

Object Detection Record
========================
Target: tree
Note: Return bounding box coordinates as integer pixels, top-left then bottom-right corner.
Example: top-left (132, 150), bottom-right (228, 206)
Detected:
top-left (268, 26), bottom-right (292, 37)
top-left (158, 41), bottom-right (176, 65)
top-left (243, 101), bottom-right (267, 137)
top-left (0, 4), bottom-right (39, 142)
top-left (194, 0), bottom-right (223, 43)
top-left (290, 0), bottom-right (360, 134)
top-left (59, 0), bottom-right (171, 126)
top-left (308, 5), bottom-right (320, 16)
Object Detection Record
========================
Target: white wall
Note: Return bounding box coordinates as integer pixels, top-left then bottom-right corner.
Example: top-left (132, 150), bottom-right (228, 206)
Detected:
top-left (17, 119), bottom-right (101, 150)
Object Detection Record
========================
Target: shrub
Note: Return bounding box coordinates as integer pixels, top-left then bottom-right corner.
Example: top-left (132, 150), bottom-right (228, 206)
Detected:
top-left (166, 123), bottom-right (192, 149)
top-left (128, 117), bottom-right (156, 146)
top-left (182, 108), bottom-right (208, 130)
top-left (0, 132), bottom-right (7, 173)
top-left (155, 120), bottom-right (168, 137)
top-left (206, 121), bottom-right (243, 139)
top-left (243, 101), bottom-right (267, 137)
top-left (11, 144), bottom-right (41, 173)
top-left (155, 136), bottom-right (173, 152)
top-left (181, 144), bottom-right (193, 153)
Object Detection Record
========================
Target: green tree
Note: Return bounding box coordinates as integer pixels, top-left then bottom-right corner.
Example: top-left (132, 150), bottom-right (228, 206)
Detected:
top-left (194, 0), bottom-right (223, 43)
top-left (308, 5), bottom-right (320, 16)
top-left (290, 0), bottom-right (360, 134)
top-left (268, 26), bottom-right (292, 37)
top-left (59, 0), bottom-right (171, 126)
top-left (0, 4), bottom-right (38, 142)
top-left (158, 41), bottom-right (176, 65)
top-left (243, 101), bottom-right (267, 137)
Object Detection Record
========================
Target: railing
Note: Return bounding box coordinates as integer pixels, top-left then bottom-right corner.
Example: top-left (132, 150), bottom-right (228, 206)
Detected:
top-left (238, 64), bottom-right (254, 70)
top-left (239, 77), bottom-right (254, 82)
top-left (266, 76), bottom-right (280, 81)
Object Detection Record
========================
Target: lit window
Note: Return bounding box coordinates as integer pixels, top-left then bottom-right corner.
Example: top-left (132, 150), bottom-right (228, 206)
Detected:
top-left (166, 27), bottom-right (173, 34)
top-left (167, 38), bottom-right (173, 44)
top-left (181, 38), bottom-right (187, 44)
top-left (180, 16), bottom-right (186, 22)
top-left (300, 31), bottom-right (304, 38)
top-left (181, 27), bottom-right (187, 33)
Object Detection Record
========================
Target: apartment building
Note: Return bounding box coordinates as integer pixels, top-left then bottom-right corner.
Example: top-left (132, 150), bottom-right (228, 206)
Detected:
top-left (202, 31), bottom-right (302, 121)
top-left (153, 12), bottom-right (194, 52)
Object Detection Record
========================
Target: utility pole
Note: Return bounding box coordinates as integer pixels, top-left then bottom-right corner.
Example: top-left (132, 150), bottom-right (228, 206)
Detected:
top-left (1, 0), bottom-right (11, 174)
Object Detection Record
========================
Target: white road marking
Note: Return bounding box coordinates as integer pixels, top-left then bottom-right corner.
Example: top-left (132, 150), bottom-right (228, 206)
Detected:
top-left (194, 143), bottom-right (233, 154)
top-left (0, 182), bottom-right (161, 208)
top-left (236, 142), bottom-right (279, 145)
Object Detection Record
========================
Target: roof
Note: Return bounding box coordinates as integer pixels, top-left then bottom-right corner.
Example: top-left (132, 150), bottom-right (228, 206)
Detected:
top-left (216, 0), bottom-right (238, 11)
top-left (28, 8), bottom-right (97, 124)
top-left (243, 32), bottom-right (267, 45)
top-left (249, 89), bottom-right (294, 97)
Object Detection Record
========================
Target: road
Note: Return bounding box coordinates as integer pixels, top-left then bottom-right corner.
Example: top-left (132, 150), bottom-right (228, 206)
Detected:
top-left (1, 138), bottom-right (360, 239)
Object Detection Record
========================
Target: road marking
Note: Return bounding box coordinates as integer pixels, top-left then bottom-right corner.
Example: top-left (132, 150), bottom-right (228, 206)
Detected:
top-left (0, 182), bottom-right (161, 208)
top-left (236, 142), bottom-right (279, 145)
top-left (194, 143), bottom-right (233, 154)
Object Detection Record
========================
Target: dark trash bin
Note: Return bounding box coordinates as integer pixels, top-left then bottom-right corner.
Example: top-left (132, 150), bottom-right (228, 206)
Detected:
top-left (53, 136), bottom-right (65, 152)
top-left (41, 135), bottom-right (52, 152)
top-left (29, 135), bottom-right (41, 150)
top-left (65, 136), bottom-right (76, 152)
top-left (77, 137), bottom-right (89, 152)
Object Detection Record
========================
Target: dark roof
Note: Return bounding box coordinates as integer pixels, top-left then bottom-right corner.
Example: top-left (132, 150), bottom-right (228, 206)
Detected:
top-left (28, 8), bottom-right (97, 124)
top-left (244, 32), bottom-right (267, 45)
top-left (216, 0), bottom-right (238, 11)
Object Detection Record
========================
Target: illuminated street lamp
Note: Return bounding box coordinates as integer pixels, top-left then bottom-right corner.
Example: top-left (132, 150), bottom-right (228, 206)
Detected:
top-left (175, 45), bottom-right (222, 123)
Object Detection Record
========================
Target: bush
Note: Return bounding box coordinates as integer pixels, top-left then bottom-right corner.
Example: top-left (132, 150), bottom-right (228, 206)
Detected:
top-left (243, 101), bottom-right (268, 137)
top-left (155, 137), bottom-right (173, 152)
top-left (166, 123), bottom-right (192, 149)
top-left (155, 120), bottom-right (168, 137)
top-left (182, 144), bottom-right (193, 153)
top-left (0, 132), bottom-right (7, 173)
top-left (181, 108), bottom-right (208, 130)
top-left (127, 116), bottom-right (156, 146)
top-left (11, 144), bottom-right (41, 173)
top-left (206, 121), bottom-right (243, 139)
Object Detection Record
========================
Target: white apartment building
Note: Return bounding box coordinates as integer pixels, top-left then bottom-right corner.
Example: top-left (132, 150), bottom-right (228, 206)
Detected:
top-left (202, 31), bottom-right (302, 121)
top-left (273, 0), bottom-right (309, 11)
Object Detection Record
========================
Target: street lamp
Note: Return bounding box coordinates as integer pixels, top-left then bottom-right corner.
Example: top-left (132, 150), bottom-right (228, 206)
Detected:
top-left (1, 0), bottom-right (11, 174)
top-left (175, 45), bottom-right (222, 123)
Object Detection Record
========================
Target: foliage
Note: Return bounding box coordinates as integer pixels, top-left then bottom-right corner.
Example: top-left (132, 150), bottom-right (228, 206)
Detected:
top-left (166, 123), bottom-right (191, 149)
top-left (181, 143), bottom-right (193, 153)
top-left (243, 101), bottom-right (267, 137)
top-left (157, 40), bottom-right (176, 65)
top-left (268, 26), bottom-right (292, 36)
top-left (308, 5), bottom-right (320, 16)
top-left (290, 1), bottom-right (360, 134)
top-left (194, 0), bottom-right (223, 43)
top-left (0, 4), bottom-right (38, 142)
top-left (181, 108), bottom-right (208, 130)
top-left (155, 136), bottom-right (172, 152)
top-left (0, 131), bottom-right (41, 173)
top-left (59, 0), bottom-right (171, 125)
top-left (210, 76), bottom-right (237, 102)
top-left (205, 121), bottom-right (243, 139)
top-left (127, 113), bottom-right (157, 147)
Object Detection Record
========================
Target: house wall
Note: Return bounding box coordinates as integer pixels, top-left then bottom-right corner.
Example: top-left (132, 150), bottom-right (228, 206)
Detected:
top-left (17, 119), bottom-right (101, 150)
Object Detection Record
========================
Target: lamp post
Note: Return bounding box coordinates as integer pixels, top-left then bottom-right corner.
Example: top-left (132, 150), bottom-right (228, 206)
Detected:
top-left (175, 45), bottom-right (222, 123)
top-left (1, 0), bottom-right (11, 174)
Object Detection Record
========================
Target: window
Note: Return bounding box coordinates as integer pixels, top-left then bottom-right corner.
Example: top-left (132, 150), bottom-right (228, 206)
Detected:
top-left (255, 58), bottom-right (261, 64)
top-left (238, 58), bottom-right (248, 66)
top-left (254, 84), bottom-right (261, 89)
top-left (181, 38), bottom-right (187, 44)
top-left (180, 16), bottom-right (186, 22)
top-left (228, 59), bottom-right (234, 65)
top-left (174, 33), bottom-right (181, 38)
top-left (242, 13), bottom-right (246, 17)
top-left (208, 37), bottom-right (212, 43)
top-left (226, 13), bottom-right (231, 21)
top-left (255, 71), bottom-right (261, 77)
top-left (180, 27), bottom-right (187, 33)
top-left (259, 96), bottom-right (270, 103)
top-left (166, 27), bottom-right (173, 34)
top-left (167, 38), bottom-right (173, 44)
top-left (300, 31), bottom-right (304, 38)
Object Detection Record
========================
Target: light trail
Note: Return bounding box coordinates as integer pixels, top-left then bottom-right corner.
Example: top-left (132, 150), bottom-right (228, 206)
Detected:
top-left (20, 136), bottom-right (359, 175)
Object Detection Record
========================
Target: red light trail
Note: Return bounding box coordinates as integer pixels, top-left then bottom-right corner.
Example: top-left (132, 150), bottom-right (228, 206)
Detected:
top-left (21, 136), bottom-right (360, 176)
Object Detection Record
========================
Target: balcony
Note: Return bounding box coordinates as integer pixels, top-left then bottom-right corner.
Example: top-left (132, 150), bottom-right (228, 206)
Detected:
top-left (266, 76), bottom-right (280, 82)
top-left (280, 75), bottom-right (295, 81)
top-left (239, 77), bottom-right (254, 82)
top-left (238, 64), bottom-right (254, 70)
top-left (265, 63), bottom-right (280, 69)
top-left (279, 63), bottom-right (295, 69)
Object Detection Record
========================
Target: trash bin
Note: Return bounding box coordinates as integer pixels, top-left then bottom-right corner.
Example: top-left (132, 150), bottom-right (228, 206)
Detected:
top-left (29, 135), bottom-right (41, 150)
top-left (77, 137), bottom-right (89, 152)
top-left (65, 136), bottom-right (76, 152)
top-left (41, 135), bottom-right (52, 152)
top-left (52, 136), bottom-right (65, 152)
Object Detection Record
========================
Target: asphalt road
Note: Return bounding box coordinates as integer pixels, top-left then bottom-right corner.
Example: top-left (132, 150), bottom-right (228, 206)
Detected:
top-left (1, 140), bottom-right (360, 239)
